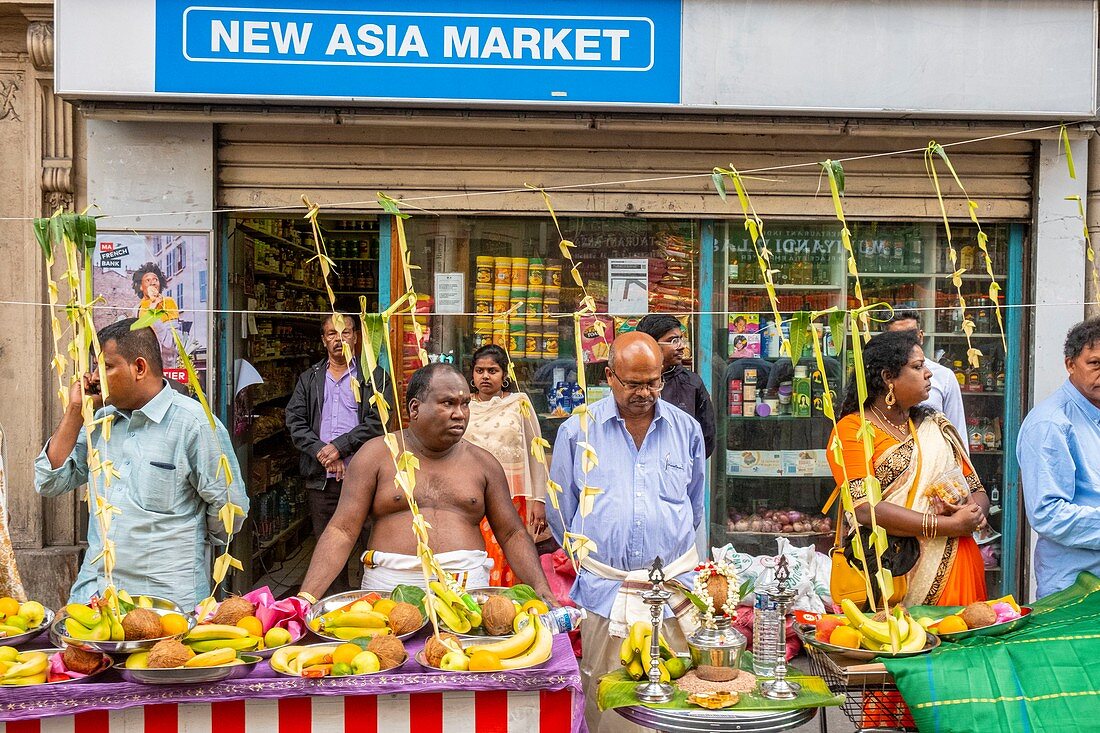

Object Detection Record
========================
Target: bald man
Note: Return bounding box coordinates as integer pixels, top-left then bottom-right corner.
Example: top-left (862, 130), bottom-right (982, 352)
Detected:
top-left (549, 332), bottom-right (705, 733)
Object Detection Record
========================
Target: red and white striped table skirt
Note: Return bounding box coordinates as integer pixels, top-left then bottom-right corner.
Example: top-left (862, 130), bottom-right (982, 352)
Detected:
top-left (0, 690), bottom-right (576, 733)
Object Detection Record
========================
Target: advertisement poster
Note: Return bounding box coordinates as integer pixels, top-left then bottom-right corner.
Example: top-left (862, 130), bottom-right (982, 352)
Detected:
top-left (92, 233), bottom-right (210, 384)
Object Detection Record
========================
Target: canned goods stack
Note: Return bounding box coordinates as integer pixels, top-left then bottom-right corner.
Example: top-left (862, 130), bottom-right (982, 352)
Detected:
top-left (476, 256), bottom-right (563, 361)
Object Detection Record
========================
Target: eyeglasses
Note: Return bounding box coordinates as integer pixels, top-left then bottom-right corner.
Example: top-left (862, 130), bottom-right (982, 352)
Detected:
top-left (608, 368), bottom-right (664, 393)
top-left (657, 337), bottom-right (686, 347)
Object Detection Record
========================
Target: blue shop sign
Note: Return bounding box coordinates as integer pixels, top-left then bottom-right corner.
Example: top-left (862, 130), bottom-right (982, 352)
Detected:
top-left (154, 0), bottom-right (682, 104)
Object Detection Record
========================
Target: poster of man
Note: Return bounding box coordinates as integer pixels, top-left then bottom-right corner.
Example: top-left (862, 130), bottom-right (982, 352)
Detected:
top-left (92, 233), bottom-right (209, 384)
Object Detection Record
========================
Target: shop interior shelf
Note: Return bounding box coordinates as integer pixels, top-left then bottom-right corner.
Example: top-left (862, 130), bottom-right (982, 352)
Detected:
top-left (255, 269), bottom-right (326, 294)
top-left (723, 473), bottom-right (834, 481)
top-left (250, 354), bottom-right (311, 363)
top-left (332, 290), bottom-right (379, 295)
top-left (856, 271), bottom-right (931, 278)
top-left (330, 256), bottom-right (378, 262)
top-left (935, 273), bottom-right (1006, 280)
top-left (969, 450), bottom-right (1004, 456)
top-left (250, 426), bottom-right (288, 445)
top-left (927, 332), bottom-right (1005, 339)
top-left (254, 314), bottom-right (318, 325)
top-left (726, 415), bottom-right (833, 422)
top-left (727, 283), bottom-right (843, 290)
top-left (961, 391), bottom-right (1004, 397)
top-left (238, 222), bottom-right (315, 256)
top-left (252, 515), bottom-right (308, 561)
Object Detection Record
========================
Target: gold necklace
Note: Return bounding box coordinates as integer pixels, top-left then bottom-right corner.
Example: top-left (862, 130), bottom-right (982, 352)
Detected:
top-left (870, 404), bottom-right (910, 440)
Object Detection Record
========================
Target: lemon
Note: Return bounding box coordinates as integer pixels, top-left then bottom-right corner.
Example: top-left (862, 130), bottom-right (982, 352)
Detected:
top-left (521, 599), bottom-right (549, 615)
top-left (468, 650), bottom-right (502, 671)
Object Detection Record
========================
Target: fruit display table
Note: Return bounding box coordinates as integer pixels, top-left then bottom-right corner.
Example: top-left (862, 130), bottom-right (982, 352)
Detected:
top-left (0, 634), bottom-right (585, 733)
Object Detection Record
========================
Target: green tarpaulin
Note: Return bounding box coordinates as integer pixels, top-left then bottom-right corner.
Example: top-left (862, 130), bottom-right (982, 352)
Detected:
top-left (884, 572), bottom-right (1100, 733)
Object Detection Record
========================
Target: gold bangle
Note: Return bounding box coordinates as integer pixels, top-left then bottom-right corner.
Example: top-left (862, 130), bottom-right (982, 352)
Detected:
top-left (931, 515), bottom-right (938, 540)
top-left (296, 591), bottom-right (318, 605)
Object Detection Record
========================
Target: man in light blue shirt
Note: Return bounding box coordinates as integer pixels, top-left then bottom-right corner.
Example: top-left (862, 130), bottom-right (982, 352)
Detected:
top-left (35, 319), bottom-right (247, 609)
top-left (550, 332), bottom-right (704, 733)
top-left (1018, 317), bottom-right (1100, 598)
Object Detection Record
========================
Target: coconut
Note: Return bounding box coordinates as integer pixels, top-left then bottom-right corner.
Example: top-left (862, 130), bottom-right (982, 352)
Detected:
top-left (386, 602), bottom-right (423, 636)
top-left (367, 634), bottom-right (407, 670)
top-left (147, 639), bottom-right (195, 669)
top-left (121, 608), bottom-right (165, 641)
top-left (960, 602), bottom-right (998, 630)
top-left (62, 646), bottom-right (104, 675)
top-left (481, 595), bottom-right (517, 636)
top-left (210, 596), bottom-right (256, 626)
top-left (424, 632), bottom-right (461, 668)
top-left (705, 575), bottom-right (730, 610)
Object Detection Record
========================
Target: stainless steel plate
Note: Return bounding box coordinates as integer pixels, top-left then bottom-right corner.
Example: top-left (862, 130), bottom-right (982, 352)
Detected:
top-left (935, 606), bottom-right (1032, 642)
top-left (270, 642), bottom-right (406, 678)
top-left (448, 587), bottom-right (519, 640)
top-left (0, 608), bottom-right (55, 648)
top-left (0, 647), bottom-right (111, 687)
top-left (50, 598), bottom-right (195, 654)
top-left (306, 589), bottom-right (426, 643)
top-left (413, 649), bottom-right (547, 673)
top-left (794, 623), bottom-right (940, 661)
top-left (115, 653), bottom-right (261, 685)
top-left (616, 704), bottom-right (817, 732)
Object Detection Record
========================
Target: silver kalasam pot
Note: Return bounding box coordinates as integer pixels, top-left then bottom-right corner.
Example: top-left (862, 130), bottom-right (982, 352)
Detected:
top-left (686, 614), bottom-right (747, 675)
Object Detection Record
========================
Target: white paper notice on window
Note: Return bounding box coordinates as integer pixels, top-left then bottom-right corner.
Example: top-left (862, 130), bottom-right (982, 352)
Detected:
top-left (608, 259), bottom-right (649, 315)
top-left (434, 272), bottom-right (465, 314)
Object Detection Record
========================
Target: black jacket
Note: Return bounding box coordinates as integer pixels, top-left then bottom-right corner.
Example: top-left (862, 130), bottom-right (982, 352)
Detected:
top-left (660, 364), bottom-right (716, 458)
top-left (285, 359), bottom-right (390, 480)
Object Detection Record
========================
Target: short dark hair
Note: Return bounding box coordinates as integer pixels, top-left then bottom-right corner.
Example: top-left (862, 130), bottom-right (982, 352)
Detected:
top-left (636, 314), bottom-right (681, 340)
top-left (97, 318), bottom-right (163, 373)
top-left (839, 329), bottom-right (924, 418)
top-left (406, 362), bottom-right (464, 410)
top-left (1064, 316), bottom-right (1100, 359)
top-left (887, 310), bottom-right (922, 329)
top-left (321, 312), bottom-right (360, 335)
top-left (132, 262), bottom-right (168, 298)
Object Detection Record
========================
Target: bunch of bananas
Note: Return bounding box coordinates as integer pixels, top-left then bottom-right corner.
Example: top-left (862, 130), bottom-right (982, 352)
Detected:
top-left (271, 645), bottom-right (341, 677)
top-left (184, 624), bottom-right (262, 653)
top-left (62, 589), bottom-right (157, 642)
top-left (0, 647), bottom-right (48, 686)
top-left (839, 599), bottom-right (927, 653)
top-left (311, 601), bottom-right (393, 641)
top-left (454, 610), bottom-right (553, 671)
top-left (619, 621), bottom-right (687, 682)
top-left (424, 581), bottom-right (482, 635)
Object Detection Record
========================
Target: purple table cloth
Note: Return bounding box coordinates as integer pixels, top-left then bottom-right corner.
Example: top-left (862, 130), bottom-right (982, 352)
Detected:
top-left (0, 632), bottom-right (586, 731)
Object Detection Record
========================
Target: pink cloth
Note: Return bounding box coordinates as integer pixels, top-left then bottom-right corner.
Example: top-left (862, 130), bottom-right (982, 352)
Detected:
top-left (733, 607), bottom-right (803, 661)
top-left (193, 587), bottom-right (308, 641)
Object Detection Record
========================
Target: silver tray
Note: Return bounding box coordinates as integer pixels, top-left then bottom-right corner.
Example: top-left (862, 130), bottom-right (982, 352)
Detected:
top-left (115, 653), bottom-right (261, 685)
top-left (445, 587), bottom-right (520, 641)
top-left (0, 647), bottom-right (111, 687)
top-left (616, 704), bottom-right (816, 732)
top-left (270, 642), bottom-right (408, 678)
top-left (794, 622), bottom-right (940, 661)
top-left (50, 597), bottom-right (195, 654)
top-left (306, 589), bottom-right (426, 643)
top-left (0, 608), bottom-right (55, 648)
top-left (935, 606), bottom-right (1032, 642)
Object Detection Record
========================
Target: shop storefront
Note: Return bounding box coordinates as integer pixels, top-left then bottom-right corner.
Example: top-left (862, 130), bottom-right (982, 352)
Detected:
top-left (37, 0), bottom-right (1094, 604)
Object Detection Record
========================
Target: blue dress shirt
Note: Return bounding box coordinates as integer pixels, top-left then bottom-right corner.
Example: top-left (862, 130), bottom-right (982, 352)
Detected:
top-left (1018, 379), bottom-right (1100, 598)
top-left (35, 382), bottom-right (248, 609)
top-left (548, 397), bottom-right (705, 617)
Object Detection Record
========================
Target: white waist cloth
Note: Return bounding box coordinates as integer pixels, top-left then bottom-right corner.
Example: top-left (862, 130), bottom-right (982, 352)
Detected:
top-left (580, 547), bottom-right (700, 639)
top-left (360, 549), bottom-right (492, 591)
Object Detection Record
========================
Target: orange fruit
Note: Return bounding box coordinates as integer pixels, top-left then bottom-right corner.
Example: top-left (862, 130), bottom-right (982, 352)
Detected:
top-left (468, 650), bottom-right (502, 671)
top-left (373, 599), bottom-right (397, 616)
top-left (0, 598), bottom-right (19, 618)
top-left (161, 613), bottom-right (189, 636)
top-left (815, 616), bottom-right (844, 642)
top-left (235, 615), bottom-right (264, 638)
top-left (332, 643), bottom-right (363, 666)
top-left (520, 599), bottom-right (549, 615)
top-left (829, 626), bottom-right (862, 649)
top-left (935, 615), bottom-right (968, 634)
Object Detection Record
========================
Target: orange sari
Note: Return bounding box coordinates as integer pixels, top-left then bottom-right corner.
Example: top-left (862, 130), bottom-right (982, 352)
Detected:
top-left (827, 412), bottom-right (987, 607)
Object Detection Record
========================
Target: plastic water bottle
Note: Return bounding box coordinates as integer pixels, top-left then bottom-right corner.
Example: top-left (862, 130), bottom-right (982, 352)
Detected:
top-left (752, 587), bottom-right (784, 676)
top-left (539, 606), bottom-right (586, 634)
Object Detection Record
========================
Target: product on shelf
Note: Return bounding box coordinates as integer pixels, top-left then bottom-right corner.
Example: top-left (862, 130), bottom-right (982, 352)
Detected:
top-left (726, 508), bottom-right (832, 536)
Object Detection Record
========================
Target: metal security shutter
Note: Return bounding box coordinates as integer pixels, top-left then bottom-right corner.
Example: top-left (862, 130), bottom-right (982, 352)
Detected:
top-left (217, 119), bottom-right (1033, 220)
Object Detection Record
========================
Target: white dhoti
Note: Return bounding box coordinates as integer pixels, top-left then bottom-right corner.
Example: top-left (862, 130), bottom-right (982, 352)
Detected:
top-left (359, 549), bottom-right (493, 591)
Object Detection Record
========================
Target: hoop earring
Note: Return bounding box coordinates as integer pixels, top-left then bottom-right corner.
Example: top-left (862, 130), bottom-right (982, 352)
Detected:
top-left (502, 378), bottom-right (513, 391)
top-left (885, 383), bottom-right (896, 407)
top-left (470, 380), bottom-right (478, 390)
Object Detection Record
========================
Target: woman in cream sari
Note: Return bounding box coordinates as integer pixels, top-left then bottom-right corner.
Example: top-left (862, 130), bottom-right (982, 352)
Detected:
top-left (464, 345), bottom-right (548, 587)
top-left (827, 330), bottom-right (990, 607)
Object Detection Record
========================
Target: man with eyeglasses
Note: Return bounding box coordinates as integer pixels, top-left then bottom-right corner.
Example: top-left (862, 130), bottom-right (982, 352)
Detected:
top-left (549, 331), bottom-right (705, 733)
top-left (286, 313), bottom-right (389, 592)
top-left (636, 314), bottom-right (715, 458)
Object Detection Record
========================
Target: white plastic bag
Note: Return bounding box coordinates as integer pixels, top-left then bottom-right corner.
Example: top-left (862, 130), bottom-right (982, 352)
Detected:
top-left (713, 537), bottom-right (832, 613)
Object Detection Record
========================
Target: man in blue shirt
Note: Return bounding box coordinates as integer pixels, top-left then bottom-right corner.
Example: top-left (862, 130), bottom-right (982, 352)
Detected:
top-left (36, 319), bottom-right (247, 609)
top-left (1018, 317), bottom-right (1100, 598)
top-left (550, 331), bottom-right (705, 733)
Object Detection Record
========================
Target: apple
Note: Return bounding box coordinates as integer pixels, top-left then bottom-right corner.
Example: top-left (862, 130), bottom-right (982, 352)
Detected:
top-left (17, 602), bottom-right (45, 627)
top-left (264, 627), bottom-right (293, 648)
top-left (351, 650), bottom-right (381, 675)
top-left (439, 651), bottom-right (469, 671)
top-left (3, 616), bottom-right (27, 631)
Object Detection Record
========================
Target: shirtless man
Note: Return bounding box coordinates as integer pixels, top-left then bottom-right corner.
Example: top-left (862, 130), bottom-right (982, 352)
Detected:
top-left (298, 363), bottom-right (557, 605)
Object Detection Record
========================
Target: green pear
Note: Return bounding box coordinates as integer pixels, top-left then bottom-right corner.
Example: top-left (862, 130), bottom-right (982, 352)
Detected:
top-left (263, 627), bottom-right (293, 648)
top-left (17, 602), bottom-right (45, 628)
top-left (4, 616), bottom-right (28, 632)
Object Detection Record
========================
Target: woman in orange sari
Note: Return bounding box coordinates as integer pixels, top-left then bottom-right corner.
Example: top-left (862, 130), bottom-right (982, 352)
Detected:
top-left (464, 345), bottom-right (548, 587)
top-left (828, 330), bottom-right (990, 607)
